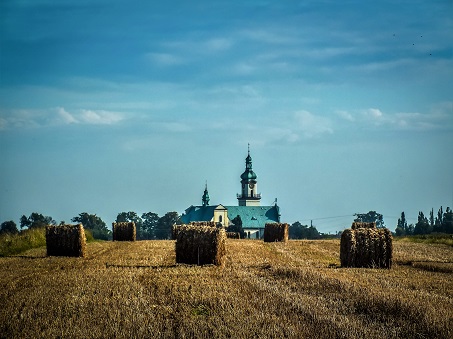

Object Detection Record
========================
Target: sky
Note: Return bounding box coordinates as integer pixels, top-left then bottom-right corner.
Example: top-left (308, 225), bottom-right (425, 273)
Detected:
top-left (1, 0), bottom-right (452, 234)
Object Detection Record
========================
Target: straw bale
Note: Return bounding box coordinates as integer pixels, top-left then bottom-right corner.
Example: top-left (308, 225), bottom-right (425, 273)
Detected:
top-left (351, 222), bottom-right (376, 230)
top-left (340, 227), bottom-right (392, 268)
top-left (172, 224), bottom-right (184, 240)
top-left (46, 224), bottom-right (86, 257)
top-left (112, 222), bottom-right (136, 241)
top-left (226, 232), bottom-right (240, 239)
top-left (175, 225), bottom-right (226, 266)
top-left (263, 223), bottom-right (289, 242)
top-left (189, 221), bottom-right (217, 227)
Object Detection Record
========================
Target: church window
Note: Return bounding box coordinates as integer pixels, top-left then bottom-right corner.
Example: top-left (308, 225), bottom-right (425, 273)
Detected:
top-left (219, 215), bottom-right (223, 223)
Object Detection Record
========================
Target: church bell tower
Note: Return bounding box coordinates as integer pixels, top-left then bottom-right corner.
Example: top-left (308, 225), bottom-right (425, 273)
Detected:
top-left (237, 144), bottom-right (261, 206)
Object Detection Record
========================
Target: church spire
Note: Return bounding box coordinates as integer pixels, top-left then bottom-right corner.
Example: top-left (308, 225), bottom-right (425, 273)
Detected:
top-left (202, 181), bottom-right (210, 206)
top-left (238, 144), bottom-right (260, 206)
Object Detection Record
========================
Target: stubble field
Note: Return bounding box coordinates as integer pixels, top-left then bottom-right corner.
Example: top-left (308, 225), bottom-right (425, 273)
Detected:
top-left (1, 239), bottom-right (452, 338)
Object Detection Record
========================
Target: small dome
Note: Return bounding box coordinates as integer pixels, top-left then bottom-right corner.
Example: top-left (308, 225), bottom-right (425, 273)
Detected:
top-left (241, 169), bottom-right (257, 180)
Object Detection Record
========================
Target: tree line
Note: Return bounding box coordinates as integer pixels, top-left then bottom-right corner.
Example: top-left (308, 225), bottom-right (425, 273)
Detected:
top-left (395, 206), bottom-right (453, 236)
top-left (0, 211), bottom-right (182, 240)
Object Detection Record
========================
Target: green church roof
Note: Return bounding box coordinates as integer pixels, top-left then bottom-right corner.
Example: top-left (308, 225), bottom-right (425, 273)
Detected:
top-left (180, 205), bottom-right (280, 229)
top-left (226, 205), bottom-right (279, 229)
top-left (180, 205), bottom-right (216, 224)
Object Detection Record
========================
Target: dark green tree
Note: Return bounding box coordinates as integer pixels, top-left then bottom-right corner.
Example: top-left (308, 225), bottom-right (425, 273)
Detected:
top-left (442, 207), bottom-right (453, 234)
top-left (307, 225), bottom-right (321, 239)
top-left (155, 212), bottom-right (180, 239)
top-left (289, 221), bottom-right (320, 239)
top-left (116, 212), bottom-right (144, 239)
top-left (72, 213), bottom-right (110, 240)
top-left (354, 211), bottom-right (385, 228)
top-left (395, 211), bottom-right (408, 236)
top-left (289, 221), bottom-right (304, 239)
top-left (227, 215), bottom-right (246, 239)
top-left (20, 213), bottom-right (55, 229)
top-left (0, 220), bottom-right (18, 234)
top-left (407, 223), bottom-right (415, 235)
top-left (414, 211), bottom-right (432, 235)
top-left (141, 212), bottom-right (159, 239)
top-left (429, 208), bottom-right (435, 228)
top-left (434, 206), bottom-right (444, 232)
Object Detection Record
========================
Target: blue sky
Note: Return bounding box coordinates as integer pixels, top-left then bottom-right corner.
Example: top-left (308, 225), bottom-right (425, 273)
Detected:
top-left (1, 0), bottom-right (452, 233)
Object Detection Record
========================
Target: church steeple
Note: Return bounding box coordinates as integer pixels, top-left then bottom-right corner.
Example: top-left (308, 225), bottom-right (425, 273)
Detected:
top-left (238, 144), bottom-right (261, 206)
top-left (202, 181), bottom-right (210, 207)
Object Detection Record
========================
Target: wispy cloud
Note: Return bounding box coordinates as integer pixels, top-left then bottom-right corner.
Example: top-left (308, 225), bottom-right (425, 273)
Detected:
top-left (293, 110), bottom-right (333, 139)
top-left (56, 107), bottom-right (78, 124)
top-left (0, 107), bottom-right (125, 129)
top-left (336, 110), bottom-right (355, 122)
top-left (78, 109), bottom-right (124, 125)
top-left (337, 103), bottom-right (453, 131)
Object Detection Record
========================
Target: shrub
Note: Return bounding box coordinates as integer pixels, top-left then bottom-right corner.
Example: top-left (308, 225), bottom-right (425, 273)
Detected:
top-left (0, 227), bottom-right (46, 256)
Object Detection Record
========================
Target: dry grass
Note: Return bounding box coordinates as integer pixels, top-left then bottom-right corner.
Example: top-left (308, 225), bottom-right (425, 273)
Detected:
top-left (0, 239), bottom-right (452, 338)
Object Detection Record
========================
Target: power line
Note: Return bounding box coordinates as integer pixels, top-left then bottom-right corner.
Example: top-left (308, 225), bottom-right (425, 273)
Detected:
top-left (299, 215), bottom-right (354, 223)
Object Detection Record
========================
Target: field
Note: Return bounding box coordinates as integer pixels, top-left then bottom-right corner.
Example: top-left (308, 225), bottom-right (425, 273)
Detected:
top-left (1, 239), bottom-right (452, 338)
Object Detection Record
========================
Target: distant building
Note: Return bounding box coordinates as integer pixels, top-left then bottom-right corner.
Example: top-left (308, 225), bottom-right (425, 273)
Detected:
top-left (181, 146), bottom-right (280, 239)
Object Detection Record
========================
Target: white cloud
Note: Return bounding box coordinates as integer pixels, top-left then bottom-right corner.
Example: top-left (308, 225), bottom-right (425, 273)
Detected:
top-left (293, 110), bottom-right (333, 138)
top-left (361, 108), bottom-right (386, 126)
top-left (78, 109), bottom-right (124, 125)
top-left (336, 110), bottom-right (355, 122)
top-left (56, 107), bottom-right (78, 124)
top-left (342, 104), bottom-right (453, 131)
top-left (0, 107), bottom-right (125, 129)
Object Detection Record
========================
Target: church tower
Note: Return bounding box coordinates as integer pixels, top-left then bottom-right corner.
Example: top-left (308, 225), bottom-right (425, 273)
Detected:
top-left (237, 145), bottom-right (261, 206)
top-left (202, 182), bottom-right (210, 207)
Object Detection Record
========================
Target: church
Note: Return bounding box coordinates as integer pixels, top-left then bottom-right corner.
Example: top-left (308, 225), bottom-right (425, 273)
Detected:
top-left (180, 146), bottom-right (281, 239)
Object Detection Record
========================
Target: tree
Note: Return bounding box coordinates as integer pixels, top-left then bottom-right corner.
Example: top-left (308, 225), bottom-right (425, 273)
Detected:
top-left (354, 211), bottom-right (385, 228)
top-left (407, 223), bottom-right (415, 235)
top-left (116, 212), bottom-right (143, 239)
top-left (141, 212), bottom-right (159, 240)
top-left (227, 215), bottom-right (246, 239)
top-left (434, 206), bottom-right (444, 233)
top-left (289, 221), bottom-right (320, 239)
top-left (0, 220), bottom-right (18, 234)
top-left (414, 211), bottom-right (432, 235)
top-left (395, 211), bottom-right (408, 236)
top-left (429, 208), bottom-right (435, 228)
top-left (442, 207), bottom-right (453, 234)
top-left (289, 221), bottom-right (304, 239)
top-left (20, 213), bottom-right (55, 229)
top-left (307, 225), bottom-right (321, 239)
top-left (72, 213), bottom-right (110, 240)
top-left (155, 212), bottom-right (180, 239)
